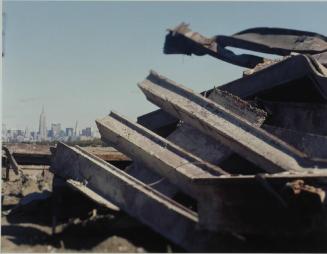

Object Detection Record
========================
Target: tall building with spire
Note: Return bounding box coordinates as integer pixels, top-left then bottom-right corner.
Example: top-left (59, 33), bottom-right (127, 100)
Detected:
top-left (38, 106), bottom-right (47, 141)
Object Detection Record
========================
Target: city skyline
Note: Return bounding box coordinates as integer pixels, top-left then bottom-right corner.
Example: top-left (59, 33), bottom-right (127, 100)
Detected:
top-left (2, 2), bottom-right (327, 130)
top-left (2, 105), bottom-right (99, 143)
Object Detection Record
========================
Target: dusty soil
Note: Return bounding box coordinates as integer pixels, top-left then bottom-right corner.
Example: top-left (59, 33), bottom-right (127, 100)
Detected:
top-left (2, 166), bottom-right (327, 253)
top-left (1, 168), bottom-right (180, 253)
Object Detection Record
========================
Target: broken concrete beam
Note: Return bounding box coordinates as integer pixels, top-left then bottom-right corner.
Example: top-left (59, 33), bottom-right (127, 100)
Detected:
top-left (263, 125), bottom-right (327, 160)
top-left (136, 54), bottom-right (327, 137)
top-left (167, 89), bottom-right (266, 166)
top-left (96, 112), bottom-right (228, 197)
top-left (139, 71), bottom-right (327, 173)
top-left (258, 100), bottom-right (327, 136)
top-left (51, 142), bottom-right (232, 251)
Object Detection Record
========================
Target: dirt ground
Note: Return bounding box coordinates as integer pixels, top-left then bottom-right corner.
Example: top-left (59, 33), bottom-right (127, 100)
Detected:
top-left (2, 166), bottom-right (327, 253)
top-left (1, 168), bottom-right (180, 253)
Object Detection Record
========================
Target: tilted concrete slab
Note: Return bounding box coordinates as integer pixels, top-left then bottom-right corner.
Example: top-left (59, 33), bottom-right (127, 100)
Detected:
top-left (96, 112), bottom-right (228, 198)
top-left (139, 71), bottom-right (327, 173)
top-left (263, 125), bottom-right (327, 160)
top-left (219, 54), bottom-right (327, 101)
top-left (258, 100), bottom-right (327, 136)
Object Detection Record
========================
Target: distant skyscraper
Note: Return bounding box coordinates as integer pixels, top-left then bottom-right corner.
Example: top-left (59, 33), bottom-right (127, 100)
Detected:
top-left (51, 123), bottom-right (61, 139)
top-left (38, 106), bottom-right (47, 141)
top-left (66, 128), bottom-right (74, 137)
top-left (74, 121), bottom-right (78, 137)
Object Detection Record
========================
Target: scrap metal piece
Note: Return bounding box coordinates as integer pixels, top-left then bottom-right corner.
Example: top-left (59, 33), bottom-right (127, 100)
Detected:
top-left (96, 112), bottom-right (228, 197)
top-left (285, 180), bottom-right (326, 203)
top-left (218, 27), bottom-right (327, 56)
top-left (165, 23), bottom-right (327, 68)
top-left (51, 142), bottom-right (229, 251)
top-left (139, 71), bottom-right (327, 173)
top-left (164, 23), bottom-right (265, 68)
top-left (283, 180), bottom-right (326, 212)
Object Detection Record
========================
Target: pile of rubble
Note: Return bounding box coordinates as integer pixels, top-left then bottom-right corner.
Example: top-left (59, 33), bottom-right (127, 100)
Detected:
top-left (18, 24), bottom-right (327, 251)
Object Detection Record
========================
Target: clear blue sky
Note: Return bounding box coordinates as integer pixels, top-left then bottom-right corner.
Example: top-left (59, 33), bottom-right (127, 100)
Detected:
top-left (3, 1), bottom-right (327, 131)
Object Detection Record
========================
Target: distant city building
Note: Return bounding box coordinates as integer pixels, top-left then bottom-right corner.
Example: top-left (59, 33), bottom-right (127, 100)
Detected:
top-left (51, 123), bottom-right (61, 139)
top-left (3, 112), bottom-right (97, 142)
top-left (66, 128), bottom-right (74, 137)
top-left (31, 131), bottom-right (36, 140)
top-left (82, 127), bottom-right (92, 137)
top-left (38, 106), bottom-right (47, 141)
top-left (74, 121), bottom-right (78, 137)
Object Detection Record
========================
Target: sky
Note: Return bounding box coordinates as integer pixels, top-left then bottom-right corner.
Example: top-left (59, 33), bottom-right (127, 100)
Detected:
top-left (2, 1), bottom-right (327, 131)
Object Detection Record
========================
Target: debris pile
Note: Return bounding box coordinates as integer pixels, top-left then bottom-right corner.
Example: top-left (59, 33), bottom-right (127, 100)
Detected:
top-left (7, 23), bottom-right (327, 252)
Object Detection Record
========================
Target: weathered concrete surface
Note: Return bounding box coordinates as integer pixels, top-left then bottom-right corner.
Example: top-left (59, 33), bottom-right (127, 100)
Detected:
top-left (259, 100), bottom-right (327, 135)
top-left (167, 88), bottom-right (266, 166)
top-left (96, 112), bottom-right (227, 198)
top-left (139, 71), bottom-right (327, 173)
top-left (263, 125), bottom-right (327, 160)
top-left (51, 142), bottom-right (234, 251)
top-left (82, 146), bottom-right (131, 162)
